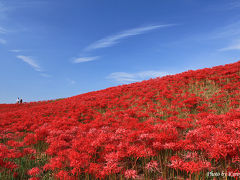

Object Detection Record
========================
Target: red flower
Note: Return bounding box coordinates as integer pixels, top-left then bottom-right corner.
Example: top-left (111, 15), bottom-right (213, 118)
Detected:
top-left (124, 169), bottom-right (138, 179)
top-left (27, 167), bottom-right (41, 176)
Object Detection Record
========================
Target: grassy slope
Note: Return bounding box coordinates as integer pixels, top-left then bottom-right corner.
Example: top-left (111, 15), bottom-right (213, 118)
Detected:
top-left (0, 61), bottom-right (240, 179)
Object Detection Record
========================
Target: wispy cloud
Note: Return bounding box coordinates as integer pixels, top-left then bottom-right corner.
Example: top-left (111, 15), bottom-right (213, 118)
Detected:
top-left (66, 78), bottom-right (76, 85)
top-left (205, 0), bottom-right (240, 11)
top-left (85, 24), bottom-right (175, 51)
top-left (212, 21), bottom-right (240, 39)
top-left (211, 21), bottom-right (240, 51)
top-left (0, 38), bottom-right (6, 44)
top-left (9, 1), bottom-right (48, 8)
top-left (16, 55), bottom-right (41, 71)
top-left (0, 27), bottom-right (7, 33)
top-left (40, 73), bottom-right (51, 78)
top-left (1, 1), bottom-right (48, 11)
top-left (71, 24), bottom-right (175, 65)
top-left (229, 0), bottom-right (240, 9)
top-left (0, 2), bottom-right (7, 13)
top-left (0, 1), bottom-right (48, 20)
top-left (219, 40), bottom-right (240, 51)
top-left (72, 56), bottom-right (99, 63)
top-left (9, 49), bottom-right (23, 53)
top-left (107, 71), bottom-right (170, 84)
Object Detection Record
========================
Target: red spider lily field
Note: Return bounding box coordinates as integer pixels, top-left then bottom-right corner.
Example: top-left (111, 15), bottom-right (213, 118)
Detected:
top-left (1, 61), bottom-right (240, 180)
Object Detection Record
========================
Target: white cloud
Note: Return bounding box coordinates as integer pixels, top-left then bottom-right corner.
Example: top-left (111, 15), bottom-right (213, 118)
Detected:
top-left (40, 73), bottom-right (51, 78)
top-left (10, 1), bottom-right (48, 8)
top-left (0, 1), bottom-right (48, 20)
top-left (229, 1), bottom-right (240, 9)
top-left (70, 80), bottom-right (76, 84)
top-left (107, 71), bottom-right (170, 84)
top-left (219, 43), bottom-right (240, 51)
top-left (108, 72), bottom-right (138, 83)
top-left (207, 0), bottom-right (240, 11)
top-left (213, 21), bottom-right (240, 39)
top-left (72, 56), bottom-right (99, 63)
top-left (85, 24), bottom-right (175, 51)
top-left (16, 55), bottom-right (41, 71)
top-left (0, 2), bottom-right (9, 19)
top-left (66, 78), bottom-right (76, 85)
top-left (0, 38), bottom-right (6, 44)
top-left (71, 24), bottom-right (175, 65)
top-left (218, 39), bottom-right (240, 51)
top-left (0, 27), bottom-right (7, 33)
top-left (0, 2), bottom-right (7, 10)
top-left (206, 21), bottom-right (240, 51)
top-left (9, 49), bottom-right (22, 52)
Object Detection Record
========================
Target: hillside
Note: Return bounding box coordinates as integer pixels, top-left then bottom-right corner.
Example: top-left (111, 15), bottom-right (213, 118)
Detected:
top-left (0, 61), bottom-right (240, 179)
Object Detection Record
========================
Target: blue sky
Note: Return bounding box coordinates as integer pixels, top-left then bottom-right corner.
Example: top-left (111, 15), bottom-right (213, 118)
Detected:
top-left (1, 0), bottom-right (240, 103)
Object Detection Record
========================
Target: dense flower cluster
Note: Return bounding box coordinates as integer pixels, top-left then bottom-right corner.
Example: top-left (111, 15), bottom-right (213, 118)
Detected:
top-left (0, 61), bottom-right (240, 179)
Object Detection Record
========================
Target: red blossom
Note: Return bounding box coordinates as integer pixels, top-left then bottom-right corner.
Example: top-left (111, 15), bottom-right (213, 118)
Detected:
top-left (27, 167), bottom-right (42, 176)
top-left (124, 169), bottom-right (138, 179)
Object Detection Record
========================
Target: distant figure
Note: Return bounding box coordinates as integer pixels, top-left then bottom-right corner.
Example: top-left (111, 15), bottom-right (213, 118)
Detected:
top-left (16, 97), bottom-right (20, 104)
top-left (20, 99), bottom-right (23, 104)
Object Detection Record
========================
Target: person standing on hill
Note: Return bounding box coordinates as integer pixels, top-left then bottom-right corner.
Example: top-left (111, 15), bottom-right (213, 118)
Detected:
top-left (16, 97), bottom-right (20, 104)
top-left (20, 99), bottom-right (23, 104)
